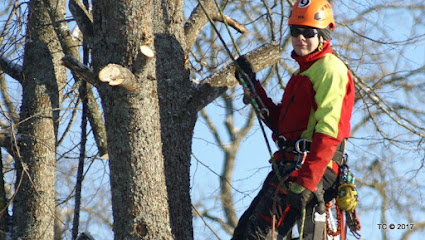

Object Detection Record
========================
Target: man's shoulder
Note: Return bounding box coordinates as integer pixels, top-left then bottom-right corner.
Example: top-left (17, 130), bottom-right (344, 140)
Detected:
top-left (317, 53), bottom-right (346, 68)
top-left (306, 53), bottom-right (347, 77)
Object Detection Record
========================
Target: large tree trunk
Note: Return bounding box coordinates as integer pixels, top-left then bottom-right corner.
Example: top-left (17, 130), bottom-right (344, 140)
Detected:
top-left (91, 0), bottom-right (190, 238)
top-left (13, 0), bottom-right (67, 239)
top-left (154, 1), bottom-right (195, 239)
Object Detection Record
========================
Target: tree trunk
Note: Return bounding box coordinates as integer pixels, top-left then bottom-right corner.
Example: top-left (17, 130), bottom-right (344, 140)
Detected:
top-left (91, 0), bottom-right (190, 238)
top-left (154, 1), bottom-right (196, 238)
top-left (13, 0), bottom-right (67, 239)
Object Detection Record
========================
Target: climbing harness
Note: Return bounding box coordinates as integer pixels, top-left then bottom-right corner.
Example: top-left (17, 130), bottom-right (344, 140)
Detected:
top-left (295, 139), bottom-right (311, 167)
top-left (293, 140), bottom-right (310, 240)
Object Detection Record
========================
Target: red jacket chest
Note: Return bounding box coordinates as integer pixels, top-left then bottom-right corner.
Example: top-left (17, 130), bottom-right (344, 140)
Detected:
top-left (278, 74), bottom-right (316, 139)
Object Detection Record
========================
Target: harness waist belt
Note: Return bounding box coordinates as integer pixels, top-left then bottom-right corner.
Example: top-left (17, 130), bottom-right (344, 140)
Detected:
top-left (276, 138), bottom-right (312, 153)
top-left (277, 137), bottom-right (346, 166)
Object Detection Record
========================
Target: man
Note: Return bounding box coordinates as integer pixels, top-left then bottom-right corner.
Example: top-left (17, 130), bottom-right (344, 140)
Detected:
top-left (232, 0), bottom-right (355, 239)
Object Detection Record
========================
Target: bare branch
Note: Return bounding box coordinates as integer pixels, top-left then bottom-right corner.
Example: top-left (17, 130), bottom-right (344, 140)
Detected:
top-left (184, 0), bottom-right (247, 51)
top-left (185, 0), bottom-right (217, 51)
top-left (190, 42), bottom-right (280, 112)
top-left (0, 56), bottom-right (23, 83)
top-left (68, 0), bottom-right (93, 44)
top-left (210, 13), bottom-right (247, 34)
top-left (192, 204), bottom-right (224, 239)
top-left (336, 52), bottom-right (425, 139)
top-left (0, 72), bottom-right (19, 123)
top-left (203, 42), bottom-right (280, 87)
top-left (61, 55), bottom-right (99, 87)
top-left (84, 86), bottom-right (108, 159)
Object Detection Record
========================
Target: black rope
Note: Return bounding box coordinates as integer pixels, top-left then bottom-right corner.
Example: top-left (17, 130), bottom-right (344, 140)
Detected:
top-left (196, 0), bottom-right (276, 158)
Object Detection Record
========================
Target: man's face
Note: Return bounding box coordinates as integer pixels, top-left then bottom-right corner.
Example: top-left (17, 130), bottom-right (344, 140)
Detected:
top-left (290, 26), bottom-right (320, 56)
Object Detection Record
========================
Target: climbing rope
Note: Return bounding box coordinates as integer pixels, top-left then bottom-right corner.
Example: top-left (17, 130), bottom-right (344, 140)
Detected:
top-left (195, 0), bottom-right (293, 188)
top-left (299, 207), bottom-right (306, 240)
top-left (195, 0), bottom-right (275, 158)
top-left (326, 202), bottom-right (343, 237)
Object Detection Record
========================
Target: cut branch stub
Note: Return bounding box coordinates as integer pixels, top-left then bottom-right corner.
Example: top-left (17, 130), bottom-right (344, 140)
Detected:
top-left (140, 45), bottom-right (154, 58)
top-left (98, 64), bottom-right (139, 90)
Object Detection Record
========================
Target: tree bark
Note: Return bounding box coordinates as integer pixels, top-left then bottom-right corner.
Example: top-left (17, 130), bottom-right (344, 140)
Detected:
top-left (92, 0), bottom-right (177, 239)
top-left (12, 0), bottom-right (67, 239)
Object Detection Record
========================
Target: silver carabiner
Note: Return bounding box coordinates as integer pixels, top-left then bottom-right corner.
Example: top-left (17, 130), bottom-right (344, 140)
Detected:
top-left (295, 139), bottom-right (311, 154)
top-left (295, 151), bottom-right (308, 168)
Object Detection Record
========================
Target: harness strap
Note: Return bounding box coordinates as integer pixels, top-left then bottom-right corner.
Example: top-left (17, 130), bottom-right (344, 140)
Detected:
top-left (277, 138), bottom-right (346, 172)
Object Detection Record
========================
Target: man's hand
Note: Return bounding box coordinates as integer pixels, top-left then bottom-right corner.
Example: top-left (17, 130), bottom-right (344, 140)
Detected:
top-left (287, 183), bottom-right (313, 211)
top-left (234, 56), bottom-right (256, 84)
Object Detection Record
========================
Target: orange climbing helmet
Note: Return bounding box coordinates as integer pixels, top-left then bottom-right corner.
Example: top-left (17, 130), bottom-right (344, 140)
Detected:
top-left (288, 0), bottom-right (335, 30)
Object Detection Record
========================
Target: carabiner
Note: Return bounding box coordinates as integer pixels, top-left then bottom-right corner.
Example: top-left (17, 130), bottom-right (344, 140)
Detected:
top-left (295, 139), bottom-right (311, 154)
top-left (295, 151), bottom-right (308, 169)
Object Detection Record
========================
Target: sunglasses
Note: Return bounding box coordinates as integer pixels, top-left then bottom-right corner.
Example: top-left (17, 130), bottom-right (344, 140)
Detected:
top-left (290, 27), bottom-right (318, 38)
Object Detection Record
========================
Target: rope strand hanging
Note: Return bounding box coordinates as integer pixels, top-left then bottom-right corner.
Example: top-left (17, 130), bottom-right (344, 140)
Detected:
top-left (195, 0), bottom-right (275, 158)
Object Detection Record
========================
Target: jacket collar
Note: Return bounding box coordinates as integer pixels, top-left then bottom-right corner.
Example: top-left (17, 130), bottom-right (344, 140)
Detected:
top-left (291, 40), bottom-right (333, 72)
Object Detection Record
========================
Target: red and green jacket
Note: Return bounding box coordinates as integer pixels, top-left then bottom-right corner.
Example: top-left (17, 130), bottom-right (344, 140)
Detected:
top-left (254, 40), bottom-right (355, 192)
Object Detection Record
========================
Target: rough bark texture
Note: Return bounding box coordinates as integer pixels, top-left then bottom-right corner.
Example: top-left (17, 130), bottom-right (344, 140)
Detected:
top-left (12, 0), bottom-right (67, 239)
top-left (92, 0), bottom-right (180, 239)
top-left (153, 1), bottom-right (195, 239)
